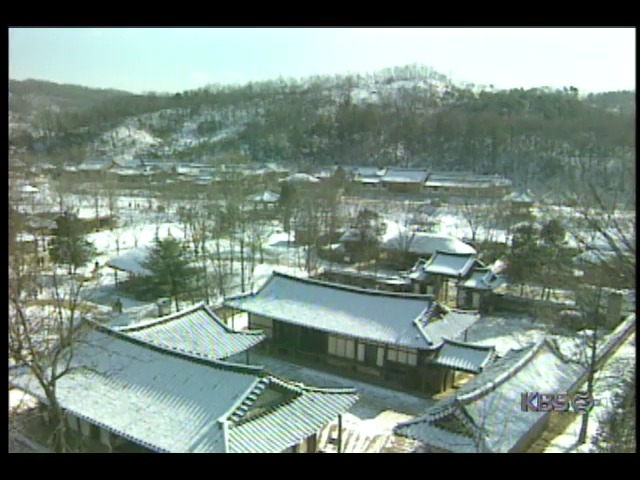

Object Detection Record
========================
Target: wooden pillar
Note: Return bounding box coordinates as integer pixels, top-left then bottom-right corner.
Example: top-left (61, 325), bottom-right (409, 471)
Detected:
top-left (337, 414), bottom-right (343, 453)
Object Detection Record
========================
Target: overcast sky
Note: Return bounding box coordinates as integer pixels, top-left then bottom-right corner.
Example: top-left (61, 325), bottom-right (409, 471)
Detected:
top-left (9, 27), bottom-right (636, 94)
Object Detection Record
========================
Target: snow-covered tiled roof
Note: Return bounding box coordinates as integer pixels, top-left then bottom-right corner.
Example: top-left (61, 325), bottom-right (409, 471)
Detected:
top-left (226, 272), bottom-right (480, 350)
top-left (225, 272), bottom-right (435, 349)
top-left (19, 185), bottom-right (39, 194)
top-left (228, 379), bottom-right (358, 453)
top-left (505, 191), bottom-right (535, 203)
top-left (383, 232), bottom-right (477, 256)
top-left (78, 159), bottom-right (114, 171)
top-left (281, 173), bottom-right (320, 184)
top-left (417, 309), bottom-right (481, 347)
top-left (10, 324), bottom-right (357, 453)
top-left (115, 302), bottom-right (265, 360)
top-left (461, 268), bottom-right (507, 291)
top-left (381, 168), bottom-right (429, 184)
top-left (106, 247), bottom-right (151, 276)
top-left (396, 340), bottom-right (586, 453)
top-left (425, 173), bottom-right (513, 188)
top-left (248, 191), bottom-right (280, 203)
top-left (423, 251), bottom-right (477, 278)
top-left (432, 339), bottom-right (495, 373)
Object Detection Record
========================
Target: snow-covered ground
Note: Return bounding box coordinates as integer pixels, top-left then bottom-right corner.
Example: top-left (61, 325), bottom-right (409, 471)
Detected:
top-left (465, 314), bottom-right (547, 356)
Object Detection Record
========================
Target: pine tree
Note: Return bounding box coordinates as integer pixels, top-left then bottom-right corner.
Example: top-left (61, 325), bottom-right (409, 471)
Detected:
top-left (49, 212), bottom-right (96, 275)
top-left (142, 236), bottom-right (197, 311)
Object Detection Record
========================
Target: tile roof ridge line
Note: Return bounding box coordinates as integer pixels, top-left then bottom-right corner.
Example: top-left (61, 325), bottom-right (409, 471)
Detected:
top-left (441, 338), bottom-right (496, 351)
top-left (116, 301), bottom-right (206, 332)
top-left (413, 316), bottom-right (434, 347)
top-left (271, 271), bottom-right (434, 299)
top-left (432, 250), bottom-right (476, 258)
top-left (219, 378), bottom-right (264, 423)
top-left (265, 373), bottom-right (358, 395)
top-left (85, 318), bottom-right (266, 374)
top-left (456, 339), bottom-right (546, 404)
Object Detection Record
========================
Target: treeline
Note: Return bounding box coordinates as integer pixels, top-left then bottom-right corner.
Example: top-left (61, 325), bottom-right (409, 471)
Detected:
top-left (9, 66), bottom-right (636, 201)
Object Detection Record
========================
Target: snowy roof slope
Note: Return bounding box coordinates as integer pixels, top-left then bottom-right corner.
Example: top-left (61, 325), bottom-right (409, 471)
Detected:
top-left (225, 272), bottom-right (434, 349)
top-left (106, 247), bottom-right (151, 276)
top-left (281, 173), bottom-right (320, 184)
top-left (505, 191), bottom-right (535, 203)
top-left (418, 310), bottom-right (481, 347)
top-left (247, 190), bottom-right (280, 203)
top-left (381, 168), bottom-right (429, 184)
top-left (116, 302), bottom-right (265, 360)
top-left (383, 232), bottom-right (477, 256)
top-left (10, 323), bottom-right (357, 453)
top-left (461, 268), bottom-right (506, 291)
top-left (226, 272), bottom-right (479, 350)
top-left (432, 339), bottom-right (495, 373)
top-left (424, 251), bottom-right (477, 278)
top-left (10, 326), bottom-right (256, 452)
top-left (396, 340), bottom-right (585, 452)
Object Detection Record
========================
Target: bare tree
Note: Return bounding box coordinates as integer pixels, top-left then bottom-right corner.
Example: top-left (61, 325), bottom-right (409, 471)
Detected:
top-left (457, 194), bottom-right (501, 244)
top-left (9, 237), bottom-right (92, 453)
top-left (561, 180), bottom-right (635, 446)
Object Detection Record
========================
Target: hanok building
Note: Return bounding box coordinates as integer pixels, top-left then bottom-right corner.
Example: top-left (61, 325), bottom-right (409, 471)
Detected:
top-left (394, 339), bottom-right (586, 453)
top-left (350, 166), bottom-right (387, 190)
top-left (457, 265), bottom-right (507, 312)
top-left (247, 190), bottom-right (280, 213)
top-left (408, 251), bottom-right (478, 303)
top-left (10, 321), bottom-right (358, 453)
top-left (382, 231), bottom-right (477, 268)
top-left (76, 158), bottom-right (120, 180)
top-left (106, 246), bottom-right (152, 288)
top-left (380, 168), bottom-right (429, 193)
top-left (424, 172), bottom-right (512, 199)
top-left (504, 191), bottom-right (535, 217)
top-left (224, 272), bottom-right (491, 394)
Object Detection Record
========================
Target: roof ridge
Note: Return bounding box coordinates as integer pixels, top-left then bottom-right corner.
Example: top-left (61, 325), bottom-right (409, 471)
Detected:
top-left (431, 250), bottom-right (477, 258)
top-left (117, 301), bottom-right (206, 332)
top-left (270, 271), bottom-right (434, 300)
top-left (441, 338), bottom-right (496, 351)
top-left (456, 339), bottom-right (546, 404)
top-left (84, 318), bottom-right (266, 375)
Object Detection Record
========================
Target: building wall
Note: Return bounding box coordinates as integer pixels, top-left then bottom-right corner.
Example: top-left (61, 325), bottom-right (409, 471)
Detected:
top-left (249, 316), bottom-right (451, 394)
top-left (384, 183), bottom-right (423, 193)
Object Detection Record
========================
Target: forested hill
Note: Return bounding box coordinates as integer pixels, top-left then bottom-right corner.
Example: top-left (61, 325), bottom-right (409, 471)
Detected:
top-left (9, 65), bottom-right (636, 200)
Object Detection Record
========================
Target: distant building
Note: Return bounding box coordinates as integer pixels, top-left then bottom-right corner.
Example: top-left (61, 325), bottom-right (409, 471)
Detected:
top-left (380, 168), bottom-right (429, 193)
top-left (76, 158), bottom-right (119, 179)
top-left (225, 272), bottom-right (492, 394)
top-left (406, 252), bottom-right (505, 312)
top-left (382, 231), bottom-right (477, 266)
top-left (350, 166), bottom-right (386, 189)
top-left (425, 172), bottom-right (512, 199)
top-left (505, 191), bottom-right (535, 217)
